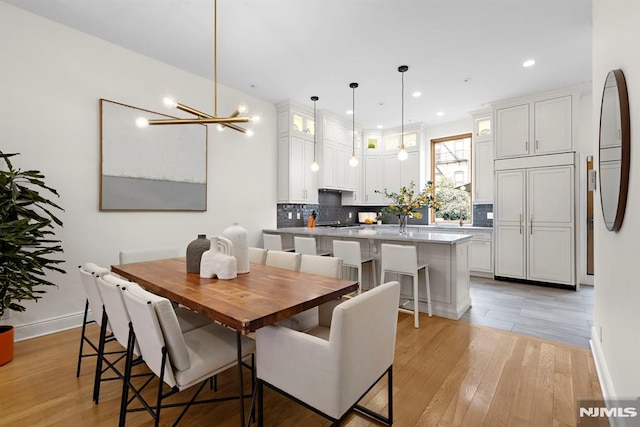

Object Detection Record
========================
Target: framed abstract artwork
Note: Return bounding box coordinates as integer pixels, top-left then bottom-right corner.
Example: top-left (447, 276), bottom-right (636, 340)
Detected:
top-left (100, 99), bottom-right (207, 211)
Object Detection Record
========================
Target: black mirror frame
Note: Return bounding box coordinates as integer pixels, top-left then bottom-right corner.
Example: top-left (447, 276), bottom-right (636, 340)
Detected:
top-left (598, 69), bottom-right (630, 232)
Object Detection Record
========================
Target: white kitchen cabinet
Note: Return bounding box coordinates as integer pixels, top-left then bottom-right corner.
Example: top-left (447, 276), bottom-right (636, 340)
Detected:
top-left (277, 101), bottom-right (319, 204)
top-left (381, 150), bottom-right (420, 203)
top-left (494, 153), bottom-right (575, 286)
top-left (319, 114), bottom-right (360, 192)
top-left (474, 140), bottom-right (494, 203)
top-left (468, 230), bottom-right (493, 276)
top-left (364, 155), bottom-right (384, 205)
top-left (279, 136), bottom-right (318, 203)
top-left (494, 88), bottom-right (577, 160)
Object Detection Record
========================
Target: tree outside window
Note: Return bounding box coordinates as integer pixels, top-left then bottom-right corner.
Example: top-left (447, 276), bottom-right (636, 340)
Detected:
top-left (430, 133), bottom-right (472, 223)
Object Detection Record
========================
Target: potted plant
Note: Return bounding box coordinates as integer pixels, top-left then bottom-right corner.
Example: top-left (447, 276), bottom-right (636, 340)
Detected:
top-left (0, 151), bottom-right (65, 365)
top-left (375, 181), bottom-right (440, 234)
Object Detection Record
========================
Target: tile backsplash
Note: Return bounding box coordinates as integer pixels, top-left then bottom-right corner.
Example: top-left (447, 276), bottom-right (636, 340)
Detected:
top-left (472, 203), bottom-right (494, 227)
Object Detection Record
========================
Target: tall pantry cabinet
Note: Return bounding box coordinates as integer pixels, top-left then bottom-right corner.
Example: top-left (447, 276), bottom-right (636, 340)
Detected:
top-left (492, 87), bottom-right (578, 288)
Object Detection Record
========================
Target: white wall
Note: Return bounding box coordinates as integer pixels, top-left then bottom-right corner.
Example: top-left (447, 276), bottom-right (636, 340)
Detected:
top-left (0, 3), bottom-right (278, 340)
top-left (592, 0), bottom-right (640, 401)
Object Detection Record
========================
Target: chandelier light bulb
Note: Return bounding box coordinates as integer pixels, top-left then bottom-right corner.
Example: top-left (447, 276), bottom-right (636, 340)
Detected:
top-left (162, 96), bottom-right (177, 109)
top-left (135, 117), bottom-right (149, 128)
top-left (217, 124), bottom-right (225, 132)
top-left (349, 154), bottom-right (359, 167)
top-left (237, 104), bottom-right (249, 114)
top-left (310, 160), bottom-right (320, 172)
top-left (398, 147), bottom-right (408, 161)
top-left (250, 115), bottom-right (262, 124)
top-left (246, 129), bottom-right (255, 137)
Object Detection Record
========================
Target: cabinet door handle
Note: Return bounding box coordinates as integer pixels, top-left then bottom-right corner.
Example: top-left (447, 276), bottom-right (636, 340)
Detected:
top-left (530, 214), bottom-right (533, 235)
top-left (525, 140), bottom-right (529, 151)
top-left (519, 214), bottom-right (523, 235)
top-left (535, 139), bottom-right (539, 150)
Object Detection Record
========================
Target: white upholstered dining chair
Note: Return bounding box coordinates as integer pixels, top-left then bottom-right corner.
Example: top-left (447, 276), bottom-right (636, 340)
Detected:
top-left (264, 250), bottom-right (301, 271)
top-left (120, 283), bottom-right (256, 426)
top-left (248, 247), bottom-right (267, 264)
top-left (276, 254), bottom-right (343, 332)
top-left (255, 280), bottom-right (401, 426)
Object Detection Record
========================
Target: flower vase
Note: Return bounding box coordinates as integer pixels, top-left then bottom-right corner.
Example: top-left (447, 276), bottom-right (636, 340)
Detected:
top-left (399, 214), bottom-right (408, 235)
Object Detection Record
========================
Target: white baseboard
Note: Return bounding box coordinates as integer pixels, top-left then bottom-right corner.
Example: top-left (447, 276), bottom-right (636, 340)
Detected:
top-left (590, 326), bottom-right (616, 399)
top-left (13, 312), bottom-right (84, 342)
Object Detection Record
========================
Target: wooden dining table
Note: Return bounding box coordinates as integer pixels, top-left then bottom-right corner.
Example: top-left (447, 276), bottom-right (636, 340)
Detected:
top-left (111, 257), bottom-right (358, 426)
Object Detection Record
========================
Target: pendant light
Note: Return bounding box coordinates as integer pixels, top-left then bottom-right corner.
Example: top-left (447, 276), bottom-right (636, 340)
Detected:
top-left (136, 0), bottom-right (258, 135)
top-left (310, 96), bottom-right (320, 172)
top-left (349, 82), bottom-right (359, 167)
top-left (397, 65), bottom-right (409, 161)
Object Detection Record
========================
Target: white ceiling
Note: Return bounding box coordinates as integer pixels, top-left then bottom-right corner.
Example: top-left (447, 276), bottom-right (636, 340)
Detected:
top-left (4, 0), bottom-right (592, 129)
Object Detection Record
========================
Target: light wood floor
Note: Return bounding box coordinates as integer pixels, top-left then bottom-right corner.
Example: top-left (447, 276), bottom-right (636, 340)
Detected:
top-left (1, 312), bottom-right (604, 426)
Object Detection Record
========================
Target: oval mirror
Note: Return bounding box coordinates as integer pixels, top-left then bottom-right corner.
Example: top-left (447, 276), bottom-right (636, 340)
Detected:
top-left (598, 69), bottom-right (630, 232)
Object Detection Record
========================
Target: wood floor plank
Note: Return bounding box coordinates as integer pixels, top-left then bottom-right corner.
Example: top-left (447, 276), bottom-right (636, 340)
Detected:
top-left (506, 340), bottom-right (541, 425)
top-left (553, 346), bottom-right (575, 426)
top-left (530, 342), bottom-right (557, 426)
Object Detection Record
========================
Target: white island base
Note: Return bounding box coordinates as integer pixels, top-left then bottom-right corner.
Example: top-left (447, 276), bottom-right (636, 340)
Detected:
top-left (264, 227), bottom-right (472, 320)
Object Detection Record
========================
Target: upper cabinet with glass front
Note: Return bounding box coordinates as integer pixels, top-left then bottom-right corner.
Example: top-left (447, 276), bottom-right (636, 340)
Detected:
top-left (474, 116), bottom-right (492, 142)
top-left (493, 86), bottom-right (579, 159)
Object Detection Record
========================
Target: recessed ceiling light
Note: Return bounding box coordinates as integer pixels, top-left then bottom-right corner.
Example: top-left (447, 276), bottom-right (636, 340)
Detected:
top-left (436, 111), bottom-right (444, 117)
top-left (377, 125), bottom-right (384, 129)
top-left (412, 91), bottom-right (422, 98)
top-left (346, 110), bottom-right (353, 115)
top-left (462, 78), bottom-right (472, 83)
top-left (523, 59), bottom-right (536, 67)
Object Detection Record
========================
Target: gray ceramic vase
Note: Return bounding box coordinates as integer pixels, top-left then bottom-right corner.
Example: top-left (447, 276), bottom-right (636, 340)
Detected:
top-left (186, 234), bottom-right (211, 273)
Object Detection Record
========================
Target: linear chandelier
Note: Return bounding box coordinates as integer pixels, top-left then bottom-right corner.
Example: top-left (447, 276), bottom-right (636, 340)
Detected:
top-left (136, 0), bottom-right (258, 135)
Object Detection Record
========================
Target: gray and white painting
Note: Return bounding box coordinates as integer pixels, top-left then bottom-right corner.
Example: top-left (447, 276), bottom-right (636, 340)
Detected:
top-left (100, 99), bottom-right (207, 211)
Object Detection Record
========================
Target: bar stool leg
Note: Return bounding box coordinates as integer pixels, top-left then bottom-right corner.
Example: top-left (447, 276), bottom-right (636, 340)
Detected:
top-left (425, 266), bottom-right (432, 317)
top-left (357, 264), bottom-right (363, 294)
top-left (412, 273), bottom-right (419, 328)
top-left (371, 260), bottom-right (377, 291)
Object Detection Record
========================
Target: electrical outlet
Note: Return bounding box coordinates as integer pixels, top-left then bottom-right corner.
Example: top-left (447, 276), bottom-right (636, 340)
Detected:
top-left (296, 212), bottom-right (301, 219)
top-left (348, 212), bottom-right (352, 218)
top-left (487, 212), bottom-right (494, 219)
top-left (287, 212), bottom-right (292, 219)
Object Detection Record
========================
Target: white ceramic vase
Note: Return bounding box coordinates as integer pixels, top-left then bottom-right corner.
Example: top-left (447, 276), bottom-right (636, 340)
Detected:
top-left (200, 236), bottom-right (237, 280)
top-left (222, 223), bottom-right (250, 274)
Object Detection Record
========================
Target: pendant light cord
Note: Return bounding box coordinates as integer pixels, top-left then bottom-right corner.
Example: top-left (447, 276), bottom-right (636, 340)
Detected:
top-left (352, 86), bottom-right (356, 155)
top-left (313, 98), bottom-right (317, 158)
top-left (401, 69), bottom-right (404, 149)
top-left (213, 0), bottom-right (218, 117)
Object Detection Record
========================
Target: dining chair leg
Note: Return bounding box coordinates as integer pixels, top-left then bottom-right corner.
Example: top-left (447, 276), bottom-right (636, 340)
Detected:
top-left (119, 324), bottom-right (136, 427)
top-left (77, 299), bottom-right (90, 377)
top-left (93, 308), bottom-right (108, 403)
top-left (357, 265), bottom-right (363, 294)
top-left (257, 379), bottom-right (264, 427)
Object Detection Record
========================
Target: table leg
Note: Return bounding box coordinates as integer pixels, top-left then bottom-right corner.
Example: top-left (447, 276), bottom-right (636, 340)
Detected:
top-left (237, 331), bottom-right (245, 427)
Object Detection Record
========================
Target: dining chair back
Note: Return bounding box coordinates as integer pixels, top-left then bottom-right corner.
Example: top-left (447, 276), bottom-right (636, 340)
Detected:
top-left (381, 243), bottom-right (432, 328)
top-left (256, 280), bottom-right (401, 426)
top-left (76, 263), bottom-right (112, 378)
top-left (265, 250), bottom-right (301, 271)
top-left (294, 236), bottom-right (330, 256)
top-left (248, 247), bottom-right (267, 264)
top-left (278, 255), bottom-right (344, 332)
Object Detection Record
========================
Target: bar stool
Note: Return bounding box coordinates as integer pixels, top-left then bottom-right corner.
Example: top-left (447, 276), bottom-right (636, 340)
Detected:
top-left (380, 243), bottom-right (431, 328)
top-left (294, 236), bottom-right (331, 256)
top-left (332, 240), bottom-right (376, 294)
top-left (263, 233), bottom-right (294, 252)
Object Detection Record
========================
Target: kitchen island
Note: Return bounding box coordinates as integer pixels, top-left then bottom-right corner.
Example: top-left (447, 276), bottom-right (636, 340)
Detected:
top-left (263, 227), bottom-right (472, 320)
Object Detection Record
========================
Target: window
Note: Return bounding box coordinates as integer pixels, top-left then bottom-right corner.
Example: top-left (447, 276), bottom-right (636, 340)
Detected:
top-left (430, 133), bottom-right (472, 224)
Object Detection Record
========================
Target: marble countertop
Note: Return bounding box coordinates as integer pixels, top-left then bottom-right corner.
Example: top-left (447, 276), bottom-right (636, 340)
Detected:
top-left (264, 227), bottom-right (473, 245)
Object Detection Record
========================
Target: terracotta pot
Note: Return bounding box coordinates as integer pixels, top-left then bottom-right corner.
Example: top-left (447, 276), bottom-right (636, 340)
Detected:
top-left (0, 325), bottom-right (14, 366)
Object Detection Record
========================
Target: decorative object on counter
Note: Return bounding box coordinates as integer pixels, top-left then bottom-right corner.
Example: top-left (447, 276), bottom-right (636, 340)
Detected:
top-left (200, 236), bottom-right (237, 279)
top-left (310, 96), bottom-right (320, 172)
top-left (186, 234), bottom-right (210, 273)
top-left (134, 0), bottom-right (259, 136)
top-left (307, 210), bottom-right (317, 228)
top-left (376, 181), bottom-right (440, 234)
top-left (222, 223), bottom-right (249, 274)
top-left (397, 65), bottom-right (409, 161)
top-left (349, 82), bottom-right (359, 167)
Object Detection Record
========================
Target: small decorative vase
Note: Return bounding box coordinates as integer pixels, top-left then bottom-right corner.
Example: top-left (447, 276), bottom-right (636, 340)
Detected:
top-left (186, 234), bottom-right (211, 273)
top-left (222, 223), bottom-right (250, 274)
top-left (200, 236), bottom-right (237, 280)
top-left (399, 214), bottom-right (408, 235)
